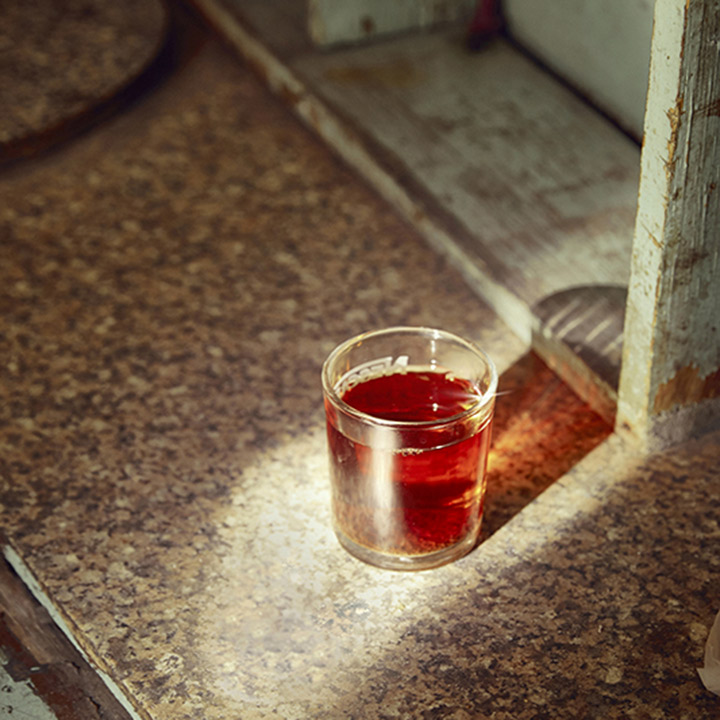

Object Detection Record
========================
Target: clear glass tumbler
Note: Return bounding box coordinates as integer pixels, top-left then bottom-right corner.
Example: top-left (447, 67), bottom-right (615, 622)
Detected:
top-left (322, 326), bottom-right (497, 570)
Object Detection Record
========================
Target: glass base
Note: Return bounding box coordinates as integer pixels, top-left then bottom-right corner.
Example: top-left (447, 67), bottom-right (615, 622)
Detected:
top-left (334, 527), bottom-right (480, 571)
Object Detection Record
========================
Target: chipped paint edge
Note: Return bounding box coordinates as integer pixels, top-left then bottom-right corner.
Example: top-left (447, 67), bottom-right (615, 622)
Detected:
top-left (2, 545), bottom-right (146, 720)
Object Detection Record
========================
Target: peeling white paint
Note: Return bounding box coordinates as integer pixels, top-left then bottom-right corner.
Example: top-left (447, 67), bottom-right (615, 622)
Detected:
top-left (618, 0), bottom-right (720, 446)
top-left (2, 545), bottom-right (146, 720)
top-left (0, 650), bottom-right (58, 720)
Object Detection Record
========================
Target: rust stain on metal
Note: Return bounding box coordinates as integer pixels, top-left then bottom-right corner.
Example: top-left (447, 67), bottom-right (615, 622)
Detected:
top-left (665, 94), bottom-right (684, 180)
top-left (412, 207), bottom-right (427, 225)
top-left (653, 364), bottom-right (720, 413)
top-left (278, 82), bottom-right (302, 108)
top-left (360, 15), bottom-right (375, 35)
top-left (698, 97), bottom-right (720, 117)
top-left (325, 59), bottom-right (423, 89)
top-left (673, 244), bottom-right (710, 281)
top-left (306, 102), bottom-right (320, 130)
top-left (236, 49), bottom-right (302, 109)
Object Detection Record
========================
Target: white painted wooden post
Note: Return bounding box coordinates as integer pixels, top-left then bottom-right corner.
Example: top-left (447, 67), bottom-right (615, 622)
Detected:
top-left (617, 0), bottom-right (720, 449)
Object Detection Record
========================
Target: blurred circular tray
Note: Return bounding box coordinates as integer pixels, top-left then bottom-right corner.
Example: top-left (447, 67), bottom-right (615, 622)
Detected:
top-left (0, 0), bottom-right (168, 162)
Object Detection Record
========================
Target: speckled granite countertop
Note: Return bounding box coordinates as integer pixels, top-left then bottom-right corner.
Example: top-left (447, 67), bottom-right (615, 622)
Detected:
top-left (1, 9), bottom-right (719, 720)
top-left (0, 0), bottom-right (167, 162)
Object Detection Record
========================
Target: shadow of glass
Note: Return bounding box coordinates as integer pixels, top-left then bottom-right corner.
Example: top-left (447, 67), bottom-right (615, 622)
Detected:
top-left (325, 431), bottom-right (720, 718)
top-left (532, 285), bottom-right (628, 391)
top-left (481, 351), bottom-right (613, 541)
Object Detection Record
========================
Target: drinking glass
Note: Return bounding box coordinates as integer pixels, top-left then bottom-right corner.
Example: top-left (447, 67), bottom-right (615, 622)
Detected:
top-left (322, 326), bottom-right (497, 570)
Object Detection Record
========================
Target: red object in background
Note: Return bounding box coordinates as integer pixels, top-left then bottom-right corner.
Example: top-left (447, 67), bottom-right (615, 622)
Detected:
top-left (467, 0), bottom-right (504, 50)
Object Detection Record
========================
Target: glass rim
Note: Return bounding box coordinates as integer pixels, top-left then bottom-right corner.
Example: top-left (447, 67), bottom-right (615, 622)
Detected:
top-left (321, 326), bottom-right (498, 429)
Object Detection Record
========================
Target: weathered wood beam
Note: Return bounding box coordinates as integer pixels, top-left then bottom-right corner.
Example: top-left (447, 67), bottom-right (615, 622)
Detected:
top-left (617, 0), bottom-right (720, 448)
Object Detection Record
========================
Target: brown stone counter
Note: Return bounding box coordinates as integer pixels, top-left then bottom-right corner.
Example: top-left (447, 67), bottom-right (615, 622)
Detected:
top-left (0, 0), bottom-right (167, 162)
top-left (0, 7), bottom-right (718, 719)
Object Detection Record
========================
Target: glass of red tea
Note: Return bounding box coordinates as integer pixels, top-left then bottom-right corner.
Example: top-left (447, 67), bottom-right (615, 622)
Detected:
top-left (322, 326), bottom-right (497, 570)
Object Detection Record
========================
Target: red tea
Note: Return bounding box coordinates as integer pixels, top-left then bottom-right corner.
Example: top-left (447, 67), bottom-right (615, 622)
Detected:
top-left (326, 368), bottom-right (492, 558)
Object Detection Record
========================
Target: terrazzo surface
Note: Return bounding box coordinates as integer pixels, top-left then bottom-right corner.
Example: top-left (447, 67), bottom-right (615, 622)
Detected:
top-left (1, 10), bottom-right (719, 720)
top-left (0, 0), bottom-right (167, 161)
